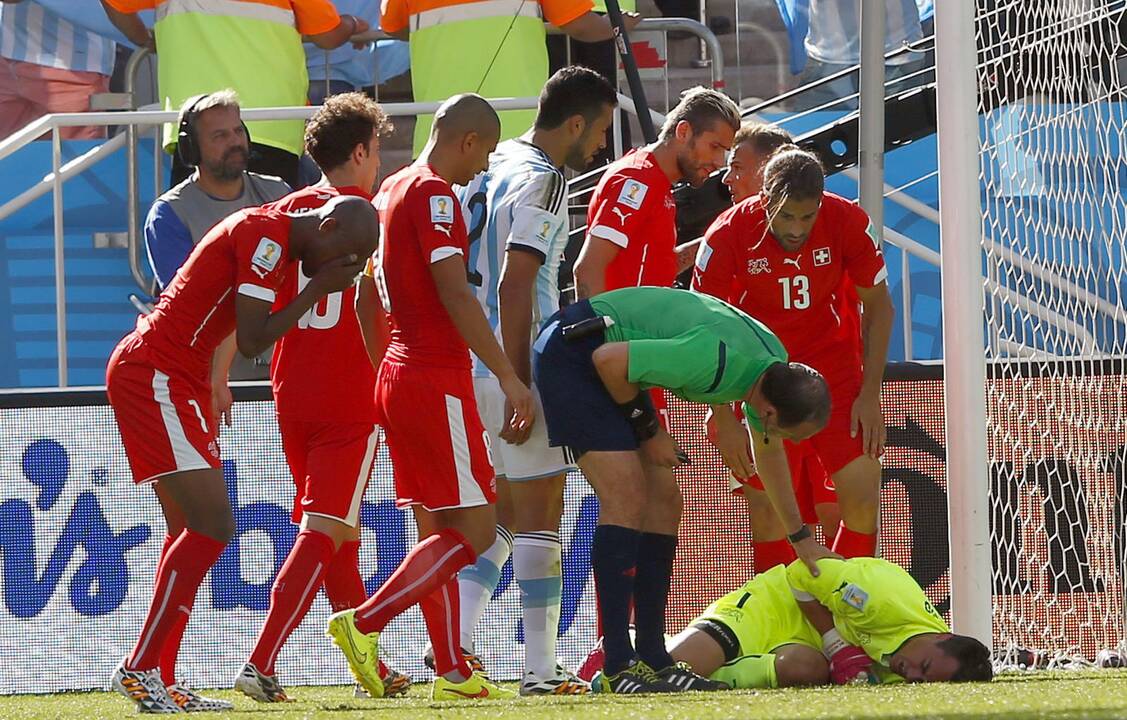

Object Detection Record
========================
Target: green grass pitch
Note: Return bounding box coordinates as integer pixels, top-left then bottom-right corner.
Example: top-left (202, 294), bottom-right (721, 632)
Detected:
top-left (4, 671), bottom-right (1127, 720)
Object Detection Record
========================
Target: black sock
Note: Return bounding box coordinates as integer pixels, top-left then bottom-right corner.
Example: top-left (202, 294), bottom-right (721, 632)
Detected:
top-left (633, 532), bottom-right (678, 670)
top-left (591, 524), bottom-right (641, 675)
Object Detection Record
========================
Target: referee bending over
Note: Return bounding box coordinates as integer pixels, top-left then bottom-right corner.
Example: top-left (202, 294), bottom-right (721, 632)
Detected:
top-left (533, 286), bottom-right (838, 694)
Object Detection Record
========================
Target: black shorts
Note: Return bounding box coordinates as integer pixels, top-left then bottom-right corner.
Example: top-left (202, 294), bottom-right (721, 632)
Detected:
top-left (532, 301), bottom-right (638, 456)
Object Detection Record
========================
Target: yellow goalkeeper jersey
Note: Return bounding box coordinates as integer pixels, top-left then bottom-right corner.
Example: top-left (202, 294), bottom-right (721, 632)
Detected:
top-left (786, 557), bottom-right (950, 666)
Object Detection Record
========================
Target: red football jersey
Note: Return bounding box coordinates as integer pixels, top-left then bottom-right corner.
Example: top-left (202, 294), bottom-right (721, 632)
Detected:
top-left (371, 164), bottom-right (471, 369)
top-left (135, 207), bottom-right (294, 378)
top-left (269, 185), bottom-right (378, 423)
top-left (586, 148), bottom-right (679, 290)
top-left (692, 192), bottom-right (886, 384)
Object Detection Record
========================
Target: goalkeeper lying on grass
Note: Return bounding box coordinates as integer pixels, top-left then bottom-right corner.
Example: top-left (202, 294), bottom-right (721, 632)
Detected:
top-left (668, 557), bottom-right (994, 687)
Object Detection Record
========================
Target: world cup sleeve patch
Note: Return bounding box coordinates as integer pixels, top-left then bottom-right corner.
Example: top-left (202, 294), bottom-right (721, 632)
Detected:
top-left (430, 195), bottom-right (455, 223)
top-left (841, 583), bottom-right (870, 612)
top-left (696, 243), bottom-right (713, 271)
top-left (251, 237), bottom-right (283, 272)
top-left (617, 179), bottom-right (648, 210)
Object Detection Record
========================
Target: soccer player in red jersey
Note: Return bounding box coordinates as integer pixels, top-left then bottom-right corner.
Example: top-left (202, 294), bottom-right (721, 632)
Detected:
top-left (106, 194), bottom-right (377, 714)
top-left (673, 122), bottom-right (797, 291)
top-left (572, 86), bottom-right (740, 298)
top-left (693, 146), bottom-right (894, 567)
top-left (689, 124), bottom-right (844, 572)
top-left (234, 94), bottom-right (409, 702)
top-left (326, 94), bottom-right (535, 702)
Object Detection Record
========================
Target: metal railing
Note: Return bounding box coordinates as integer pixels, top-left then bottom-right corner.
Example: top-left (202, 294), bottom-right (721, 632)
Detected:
top-left (0, 99), bottom-right (540, 387)
top-left (549, 17), bottom-right (725, 93)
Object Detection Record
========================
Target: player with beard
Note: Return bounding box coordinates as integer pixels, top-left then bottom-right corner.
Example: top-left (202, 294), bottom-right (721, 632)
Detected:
top-left (693, 147), bottom-right (894, 567)
top-left (573, 86), bottom-right (740, 299)
top-left (448, 66), bottom-right (618, 695)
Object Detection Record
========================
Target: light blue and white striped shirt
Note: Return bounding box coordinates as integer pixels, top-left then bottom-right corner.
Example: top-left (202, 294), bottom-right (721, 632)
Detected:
top-left (805, 0), bottom-right (922, 66)
top-left (0, 2), bottom-right (116, 76)
top-left (457, 138), bottom-right (569, 379)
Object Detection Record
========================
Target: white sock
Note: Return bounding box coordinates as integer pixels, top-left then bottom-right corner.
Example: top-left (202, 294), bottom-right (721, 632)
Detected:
top-left (456, 525), bottom-right (513, 651)
top-left (514, 531), bottom-right (562, 679)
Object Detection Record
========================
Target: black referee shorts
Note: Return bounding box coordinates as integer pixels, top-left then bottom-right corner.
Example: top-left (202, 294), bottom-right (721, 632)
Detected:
top-left (532, 300), bottom-right (638, 456)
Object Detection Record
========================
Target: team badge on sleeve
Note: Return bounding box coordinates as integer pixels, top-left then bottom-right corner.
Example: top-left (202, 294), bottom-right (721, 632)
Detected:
top-left (864, 218), bottom-right (881, 249)
top-left (841, 583), bottom-right (870, 612)
top-left (251, 237), bottom-right (283, 273)
top-left (695, 243), bottom-right (713, 271)
top-left (617, 179), bottom-right (648, 210)
top-left (813, 247), bottom-right (832, 266)
top-left (430, 195), bottom-right (455, 223)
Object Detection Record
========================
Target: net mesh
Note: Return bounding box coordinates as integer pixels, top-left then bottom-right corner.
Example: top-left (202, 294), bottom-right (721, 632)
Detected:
top-left (971, 0), bottom-right (1127, 666)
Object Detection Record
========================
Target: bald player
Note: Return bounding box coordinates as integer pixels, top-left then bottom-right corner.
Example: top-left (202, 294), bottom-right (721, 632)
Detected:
top-left (108, 194), bottom-right (375, 714)
top-left (327, 94), bottom-right (534, 701)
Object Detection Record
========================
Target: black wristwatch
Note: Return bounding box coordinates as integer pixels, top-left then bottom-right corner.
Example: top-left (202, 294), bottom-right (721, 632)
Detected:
top-left (787, 525), bottom-right (812, 544)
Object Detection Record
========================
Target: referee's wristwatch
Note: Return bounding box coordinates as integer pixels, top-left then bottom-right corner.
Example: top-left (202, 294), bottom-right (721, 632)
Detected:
top-left (787, 525), bottom-right (812, 545)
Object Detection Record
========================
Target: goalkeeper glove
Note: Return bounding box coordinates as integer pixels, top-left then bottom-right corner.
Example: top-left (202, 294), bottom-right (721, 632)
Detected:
top-left (822, 629), bottom-right (872, 685)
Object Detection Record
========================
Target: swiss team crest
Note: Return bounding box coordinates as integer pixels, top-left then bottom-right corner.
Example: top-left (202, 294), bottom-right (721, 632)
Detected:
top-left (747, 258), bottom-right (770, 275)
top-left (813, 247), bottom-right (832, 266)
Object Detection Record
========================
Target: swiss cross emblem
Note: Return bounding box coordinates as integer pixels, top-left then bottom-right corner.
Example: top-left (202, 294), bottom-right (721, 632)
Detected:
top-left (813, 247), bottom-right (831, 266)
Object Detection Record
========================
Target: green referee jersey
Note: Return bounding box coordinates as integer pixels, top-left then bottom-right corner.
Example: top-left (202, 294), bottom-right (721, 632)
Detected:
top-left (786, 558), bottom-right (951, 665)
top-left (588, 287), bottom-right (787, 430)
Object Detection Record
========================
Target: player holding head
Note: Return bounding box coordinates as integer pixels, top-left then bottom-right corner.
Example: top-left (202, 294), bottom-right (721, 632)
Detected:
top-left (234, 94), bottom-right (410, 702)
top-left (325, 94), bottom-right (535, 702)
top-left (668, 557), bottom-right (993, 688)
top-left (693, 145), bottom-right (894, 571)
top-left (573, 86), bottom-right (740, 299)
top-left (533, 286), bottom-right (837, 693)
top-left (106, 195), bottom-right (375, 713)
top-left (448, 66), bottom-right (618, 696)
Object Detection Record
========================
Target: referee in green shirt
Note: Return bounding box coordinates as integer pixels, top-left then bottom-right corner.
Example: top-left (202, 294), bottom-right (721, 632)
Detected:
top-left (532, 286), bottom-right (838, 693)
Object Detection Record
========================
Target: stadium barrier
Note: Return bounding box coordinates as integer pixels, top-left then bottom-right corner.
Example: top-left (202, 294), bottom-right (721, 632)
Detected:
top-left (1, 362), bottom-right (1123, 693)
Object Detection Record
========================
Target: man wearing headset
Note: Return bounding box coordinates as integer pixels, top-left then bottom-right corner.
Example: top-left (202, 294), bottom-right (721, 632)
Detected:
top-left (144, 90), bottom-right (292, 383)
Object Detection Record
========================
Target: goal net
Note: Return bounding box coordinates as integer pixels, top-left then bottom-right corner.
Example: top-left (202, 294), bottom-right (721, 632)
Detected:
top-left (971, 0), bottom-right (1127, 667)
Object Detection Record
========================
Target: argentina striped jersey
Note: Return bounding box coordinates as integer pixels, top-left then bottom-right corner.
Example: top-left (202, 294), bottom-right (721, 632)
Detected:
top-left (0, 3), bottom-right (116, 76)
top-left (457, 138), bottom-right (569, 378)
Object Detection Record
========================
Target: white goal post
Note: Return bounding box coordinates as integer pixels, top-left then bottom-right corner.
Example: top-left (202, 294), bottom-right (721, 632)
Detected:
top-left (934, 0), bottom-right (1127, 666)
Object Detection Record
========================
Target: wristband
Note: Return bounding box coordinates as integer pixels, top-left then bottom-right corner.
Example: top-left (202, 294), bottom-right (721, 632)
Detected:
top-left (617, 392), bottom-right (660, 442)
top-left (821, 628), bottom-right (847, 659)
top-left (787, 525), bottom-right (812, 545)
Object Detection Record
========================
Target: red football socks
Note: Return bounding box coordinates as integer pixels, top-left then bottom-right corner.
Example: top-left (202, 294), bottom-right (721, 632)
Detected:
top-left (353, 528), bottom-right (475, 636)
top-left (154, 534), bottom-right (186, 685)
top-left (420, 579), bottom-right (471, 677)
top-left (249, 530), bottom-right (335, 675)
top-left (752, 538), bottom-right (797, 573)
top-left (323, 540), bottom-right (366, 613)
top-left (832, 524), bottom-right (877, 558)
top-left (127, 530), bottom-right (225, 671)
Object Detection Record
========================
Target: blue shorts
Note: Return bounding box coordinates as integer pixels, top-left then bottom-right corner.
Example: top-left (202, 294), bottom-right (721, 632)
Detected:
top-left (532, 301), bottom-right (638, 456)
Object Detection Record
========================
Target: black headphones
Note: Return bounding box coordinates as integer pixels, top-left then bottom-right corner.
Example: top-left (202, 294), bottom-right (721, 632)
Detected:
top-left (176, 93), bottom-right (251, 167)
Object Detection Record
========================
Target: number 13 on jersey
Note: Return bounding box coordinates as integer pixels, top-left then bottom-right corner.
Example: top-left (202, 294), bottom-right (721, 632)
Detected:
top-left (779, 275), bottom-right (810, 310)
